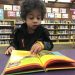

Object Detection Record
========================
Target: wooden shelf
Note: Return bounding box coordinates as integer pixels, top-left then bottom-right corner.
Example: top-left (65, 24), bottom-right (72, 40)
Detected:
top-left (43, 23), bottom-right (75, 44)
top-left (0, 19), bottom-right (15, 46)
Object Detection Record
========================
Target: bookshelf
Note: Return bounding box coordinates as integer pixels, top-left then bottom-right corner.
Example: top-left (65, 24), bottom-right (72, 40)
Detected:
top-left (41, 2), bottom-right (75, 44)
top-left (0, 19), bottom-right (15, 46)
top-left (0, 3), bottom-right (74, 45)
top-left (42, 23), bottom-right (75, 44)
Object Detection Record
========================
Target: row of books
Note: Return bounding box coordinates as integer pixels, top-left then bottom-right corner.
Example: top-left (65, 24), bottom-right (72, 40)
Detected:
top-left (49, 35), bottom-right (73, 40)
top-left (46, 8), bottom-right (75, 14)
top-left (71, 26), bottom-right (75, 29)
top-left (45, 7), bottom-right (75, 19)
top-left (0, 21), bottom-right (14, 25)
top-left (48, 25), bottom-right (75, 28)
top-left (49, 31), bottom-right (54, 34)
top-left (57, 31), bottom-right (69, 34)
top-left (58, 36), bottom-right (70, 39)
top-left (46, 13), bottom-right (75, 19)
top-left (49, 36), bottom-right (58, 39)
top-left (44, 25), bottom-right (69, 29)
top-left (58, 26), bottom-right (68, 29)
top-left (0, 29), bottom-right (12, 33)
top-left (46, 13), bottom-right (69, 18)
top-left (1, 5), bottom-right (20, 11)
top-left (70, 31), bottom-right (75, 34)
top-left (41, 20), bottom-right (75, 24)
top-left (44, 25), bottom-right (75, 29)
top-left (0, 35), bottom-right (11, 38)
top-left (0, 40), bottom-right (10, 44)
top-left (46, 8), bottom-right (67, 13)
top-left (49, 31), bottom-right (75, 34)
top-left (44, 25), bottom-right (54, 29)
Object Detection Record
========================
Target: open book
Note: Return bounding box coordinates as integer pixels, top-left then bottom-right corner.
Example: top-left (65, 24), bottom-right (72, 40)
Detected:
top-left (5, 50), bottom-right (75, 75)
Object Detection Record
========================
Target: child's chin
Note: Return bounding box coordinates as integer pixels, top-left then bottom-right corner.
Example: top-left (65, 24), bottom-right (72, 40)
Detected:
top-left (33, 26), bottom-right (38, 29)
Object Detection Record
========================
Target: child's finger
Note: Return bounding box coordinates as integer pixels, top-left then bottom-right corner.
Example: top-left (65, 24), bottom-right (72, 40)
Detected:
top-left (5, 49), bottom-right (12, 55)
top-left (5, 50), bottom-right (9, 55)
top-left (30, 48), bottom-right (34, 54)
top-left (8, 49), bottom-right (12, 54)
top-left (30, 47), bottom-right (40, 54)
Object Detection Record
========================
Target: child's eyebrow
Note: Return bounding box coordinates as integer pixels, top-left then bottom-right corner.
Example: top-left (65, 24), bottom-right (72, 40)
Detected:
top-left (28, 13), bottom-right (33, 15)
top-left (28, 14), bottom-right (33, 16)
top-left (28, 14), bottom-right (41, 17)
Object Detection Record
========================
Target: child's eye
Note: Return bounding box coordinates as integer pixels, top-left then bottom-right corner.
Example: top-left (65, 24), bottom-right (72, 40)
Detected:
top-left (37, 17), bottom-right (41, 20)
top-left (29, 17), bottom-right (34, 19)
top-left (28, 16), bottom-right (41, 20)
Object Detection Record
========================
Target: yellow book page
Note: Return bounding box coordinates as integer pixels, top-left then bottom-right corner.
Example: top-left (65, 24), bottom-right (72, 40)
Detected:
top-left (6, 50), bottom-right (43, 72)
top-left (38, 50), bottom-right (75, 68)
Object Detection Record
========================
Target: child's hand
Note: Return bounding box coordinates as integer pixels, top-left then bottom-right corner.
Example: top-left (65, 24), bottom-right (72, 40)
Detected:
top-left (5, 46), bottom-right (15, 55)
top-left (30, 41), bottom-right (44, 54)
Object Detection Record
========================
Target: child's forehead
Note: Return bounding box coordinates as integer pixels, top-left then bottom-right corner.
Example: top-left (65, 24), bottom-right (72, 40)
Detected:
top-left (27, 9), bottom-right (41, 16)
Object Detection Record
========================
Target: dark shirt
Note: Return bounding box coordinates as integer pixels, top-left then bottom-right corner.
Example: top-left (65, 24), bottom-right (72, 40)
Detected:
top-left (10, 23), bottom-right (54, 50)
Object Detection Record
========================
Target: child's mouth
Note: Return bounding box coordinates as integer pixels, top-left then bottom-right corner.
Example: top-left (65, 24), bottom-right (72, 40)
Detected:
top-left (33, 25), bottom-right (39, 28)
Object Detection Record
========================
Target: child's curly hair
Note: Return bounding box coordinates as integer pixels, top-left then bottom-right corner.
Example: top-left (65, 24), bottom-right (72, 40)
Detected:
top-left (20, 0), bottom-right (46, 20)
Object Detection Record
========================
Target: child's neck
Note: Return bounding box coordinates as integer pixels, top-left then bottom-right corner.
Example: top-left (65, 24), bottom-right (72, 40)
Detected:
top-left (27, 28), bottom-right (35, 34)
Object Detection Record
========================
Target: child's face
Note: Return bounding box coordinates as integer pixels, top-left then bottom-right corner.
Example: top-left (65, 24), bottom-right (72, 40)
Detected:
top-left (25, 9), bottom-right (42, 32)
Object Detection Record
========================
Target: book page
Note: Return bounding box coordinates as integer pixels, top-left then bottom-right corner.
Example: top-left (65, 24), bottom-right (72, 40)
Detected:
top-left (38, 50), bottom-right (75, 68)
top-left (5, 50), bottom-right (43, 74)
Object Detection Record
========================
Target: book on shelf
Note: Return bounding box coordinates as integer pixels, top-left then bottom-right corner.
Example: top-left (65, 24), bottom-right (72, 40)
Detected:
top-left (47, 12), bottom-right (55, 18)
top-left (0, 53), bottom-right (10, 75)
top-left (5, 50), bottom-right (75, 75)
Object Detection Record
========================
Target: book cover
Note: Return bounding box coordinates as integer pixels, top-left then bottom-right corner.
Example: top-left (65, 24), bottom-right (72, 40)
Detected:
top-left (0, 53), bottom-right (10, 75)
top-left (5, 50), bottom-right (75, 75)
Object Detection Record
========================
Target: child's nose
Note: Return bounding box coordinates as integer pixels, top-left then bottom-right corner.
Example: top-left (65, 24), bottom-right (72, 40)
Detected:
top-left (33, 18), bottom-right (38, 23)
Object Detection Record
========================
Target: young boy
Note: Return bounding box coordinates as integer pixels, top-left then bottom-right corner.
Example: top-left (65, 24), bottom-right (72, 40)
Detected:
top-left (5, 0), bottom-right (54, 54)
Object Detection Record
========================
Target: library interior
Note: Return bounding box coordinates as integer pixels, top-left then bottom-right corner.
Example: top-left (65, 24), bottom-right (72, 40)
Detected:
top-left (0, 0), bottom-right (75, 53)
top-left (0, 0), bottom-right (75, 75)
